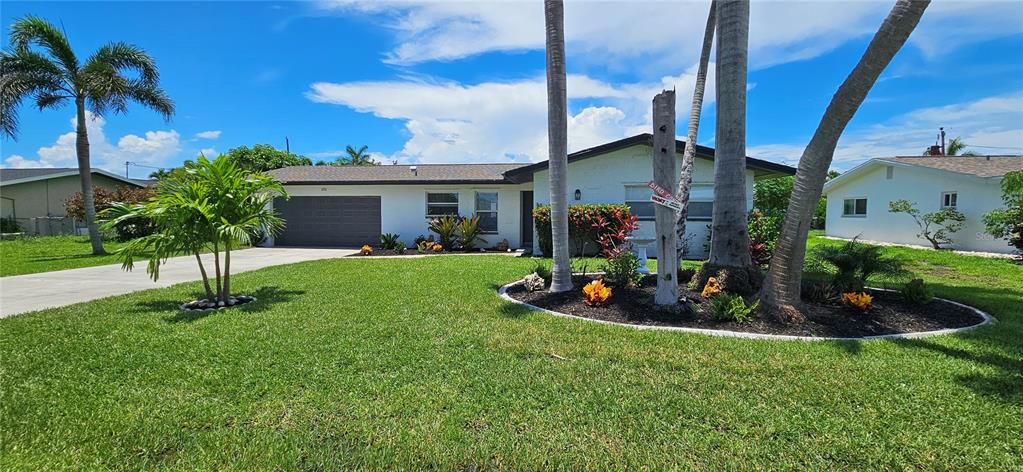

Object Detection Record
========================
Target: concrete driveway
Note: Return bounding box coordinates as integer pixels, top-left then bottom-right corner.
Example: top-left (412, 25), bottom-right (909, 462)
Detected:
top-left (0, 247), bottom-right (356, 318)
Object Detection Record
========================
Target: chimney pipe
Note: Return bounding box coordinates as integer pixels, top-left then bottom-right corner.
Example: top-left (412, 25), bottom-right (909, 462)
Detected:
top-left (940, 127), bottom-right (946, 155)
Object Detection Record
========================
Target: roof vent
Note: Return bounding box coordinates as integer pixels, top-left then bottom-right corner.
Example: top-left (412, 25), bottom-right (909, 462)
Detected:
top-left (409, 165), bottom-right (418, 176)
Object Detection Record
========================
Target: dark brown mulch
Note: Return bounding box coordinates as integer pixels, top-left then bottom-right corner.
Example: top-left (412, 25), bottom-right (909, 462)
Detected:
top-left (505, 275), bottom-right (985, 338)
top-left (347, 247), bottom-right (514, 257)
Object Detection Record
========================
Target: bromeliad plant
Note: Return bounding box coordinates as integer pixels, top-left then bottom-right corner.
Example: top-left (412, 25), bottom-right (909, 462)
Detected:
top-left (99, 154), bottom-right (287, 305)
top-left (582, 280), bottom-right (612, 306)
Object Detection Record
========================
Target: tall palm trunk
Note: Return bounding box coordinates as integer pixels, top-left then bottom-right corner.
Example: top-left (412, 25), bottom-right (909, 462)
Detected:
top-left (544, 0), bottom-right (572, 293)
top-left (675, 0), bottom-right (716, 262)
top-left (708, 0), bottom-right (751, 268)
top-left (194, 252), bottom-right (215, 301)
top-left (74, 97), bottom-right (106, 255)
top-left (761, 0), bottom-right (930, 320)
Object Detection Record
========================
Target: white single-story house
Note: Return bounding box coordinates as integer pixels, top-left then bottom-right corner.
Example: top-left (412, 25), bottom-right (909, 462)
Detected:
top-left (822, 155), bottom-right (1023, 254)
top-left (265, 134), bottom-right (795, 259)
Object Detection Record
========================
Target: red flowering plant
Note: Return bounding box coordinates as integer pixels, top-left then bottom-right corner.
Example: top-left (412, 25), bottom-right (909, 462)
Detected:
top-left (593, 207), bottom-right (639, 260)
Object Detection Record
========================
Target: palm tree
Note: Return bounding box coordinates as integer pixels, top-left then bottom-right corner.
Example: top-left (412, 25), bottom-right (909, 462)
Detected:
top-left (707, 0), bottom-right (753, 269)
top-left (1, 16), bottom-right (174, 255)
top-left (675, 0), bottom-right (716, 262)
top-left (335, 145), bottom-right (379, 166)
top-left (102, 154), bottom-right (287, 304)
top-left (761, 0), bottom-right (930, 321)
top-left (544, 0), bottom-right (572, 293)
top-left (945, 137), bottom-right (978, 156)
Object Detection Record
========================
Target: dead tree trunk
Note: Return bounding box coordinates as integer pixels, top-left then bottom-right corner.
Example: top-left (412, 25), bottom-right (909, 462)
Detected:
top-left (652, 90), bottom-right (679, 306)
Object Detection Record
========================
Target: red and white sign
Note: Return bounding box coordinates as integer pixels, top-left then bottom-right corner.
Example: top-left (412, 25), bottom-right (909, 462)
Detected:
top-left (647, 180), bottom-right (676, 201)
top-left (647, 180), bottom-right (682, 212)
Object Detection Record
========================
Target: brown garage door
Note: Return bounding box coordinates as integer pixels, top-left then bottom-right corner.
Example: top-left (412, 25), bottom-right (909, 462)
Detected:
top-left (274, 196), bottom-right (381, 247)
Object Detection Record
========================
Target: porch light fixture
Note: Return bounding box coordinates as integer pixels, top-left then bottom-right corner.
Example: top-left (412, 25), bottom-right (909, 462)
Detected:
top-left (574, 189), bottom-right (581, 200)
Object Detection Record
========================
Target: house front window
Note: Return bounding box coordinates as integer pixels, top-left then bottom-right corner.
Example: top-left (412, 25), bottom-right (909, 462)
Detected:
top-left (843, 198), bottom-right (867, 216)
top-left (942, 192), bottom-right (957, 208)
top-left (625, 185), bottom-right (655, 221)
top-left (426, 192), bottom-right (459, 217)
top-left (688, 201), bottom-right (713, 220)
top-left (475, 192), bottom-right (498, 233)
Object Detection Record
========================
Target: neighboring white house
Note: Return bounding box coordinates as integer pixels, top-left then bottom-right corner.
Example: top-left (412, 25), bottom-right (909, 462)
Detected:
top-left (822, 155), bottom-right (1023, 254)
top-left (265, 134), bottom-right (795, 259)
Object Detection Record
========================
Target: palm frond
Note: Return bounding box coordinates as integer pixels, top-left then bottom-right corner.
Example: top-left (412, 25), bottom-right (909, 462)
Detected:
top-left (86, 42), bottom-right (158, 85)
top-left (8, 16), bottom-right (78, 77)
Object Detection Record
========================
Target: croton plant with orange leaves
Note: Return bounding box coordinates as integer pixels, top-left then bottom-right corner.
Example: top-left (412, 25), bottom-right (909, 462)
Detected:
top-left (360, 245), bottom-right (373, 255)
top-left (583, 280), bottom-right (612, 306)
top-left (842, 291), bottom-right (873, 311)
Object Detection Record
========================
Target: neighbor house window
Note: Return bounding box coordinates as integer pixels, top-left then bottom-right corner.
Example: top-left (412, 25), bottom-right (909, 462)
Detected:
top-left (688, 201), bottom-right (713, 220)
top-left (426, 192), bottom-right (459, 217)
top-left (475, 192), bottom-right (498, 233)
top-left (843, 198), bottom-right (867, 216)
top-left (625, 185), bottom-right (655, 220)
top-left (942, 192), bottom-right (957, 208)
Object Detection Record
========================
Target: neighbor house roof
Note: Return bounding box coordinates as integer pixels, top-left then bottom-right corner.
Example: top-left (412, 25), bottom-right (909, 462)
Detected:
top-left (0, 168), bottom-right (144, 187)
top-left (267, 163), bottom-right (528, 185)
top-left (823, 155), bottom-right (1023, 194)
top-left (880, 156), bottom-right (1023, 178)
top-left (505, 133), bottom-right (796, 180)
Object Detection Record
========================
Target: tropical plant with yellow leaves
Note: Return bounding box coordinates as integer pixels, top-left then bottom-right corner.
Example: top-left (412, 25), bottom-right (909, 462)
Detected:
top-left (361, 245), bottom-right (373, 255)
top-left (701, 277), bottom-right (722, 299)
top-left (583, 280), bottom-right (612, 306)
top-left (842, 291), bottom-right (873, 311)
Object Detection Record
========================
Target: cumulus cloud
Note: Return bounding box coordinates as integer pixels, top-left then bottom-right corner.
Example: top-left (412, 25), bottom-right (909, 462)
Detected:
top-left (195, 130), bottom-right (222, 139)
top-left (748, 90), bottom-right (1023, 169)
top-left (317, 1), bottom-right (1021, 70)
top-left (2, 112), bottom-right (181, 170)
top-left (199, 147), bottom-right (218, 157)
top-left (307, 70), bottom-right (713, 163)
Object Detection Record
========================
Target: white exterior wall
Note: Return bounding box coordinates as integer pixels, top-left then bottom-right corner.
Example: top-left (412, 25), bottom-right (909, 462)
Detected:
top-left (271, 183), bottom-right (532, 249)
top-left (824, 162), bottom-right (1009, 253)
top-left (532, 145), bottom-right (756, 259)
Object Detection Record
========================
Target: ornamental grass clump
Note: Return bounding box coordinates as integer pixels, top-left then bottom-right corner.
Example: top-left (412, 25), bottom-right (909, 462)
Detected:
top-left (583, 280), bottom-right (612, 306)
top-left (842, 292), bottom-right (873, 312)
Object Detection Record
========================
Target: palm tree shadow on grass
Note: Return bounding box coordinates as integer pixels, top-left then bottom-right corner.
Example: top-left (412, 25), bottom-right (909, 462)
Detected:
top-left (127, 286), bottom-right (306, 323)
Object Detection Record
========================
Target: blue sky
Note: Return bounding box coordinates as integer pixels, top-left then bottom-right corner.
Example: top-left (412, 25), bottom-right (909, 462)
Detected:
top-left (2, 1), bottom-right (1022, 179)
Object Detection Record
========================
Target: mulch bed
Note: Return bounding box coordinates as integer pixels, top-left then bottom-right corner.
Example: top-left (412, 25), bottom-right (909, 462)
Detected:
top-left (347, 248), bottom-right (513, 257)
top-left (505, 275), bottom-right (985, 338)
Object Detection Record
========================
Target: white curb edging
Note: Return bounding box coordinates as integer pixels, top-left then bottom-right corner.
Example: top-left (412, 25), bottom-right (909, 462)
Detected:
top-left (497, 281), bottom-right (997, 342)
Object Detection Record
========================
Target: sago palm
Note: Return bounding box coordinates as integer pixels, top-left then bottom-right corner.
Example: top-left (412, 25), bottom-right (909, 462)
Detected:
top-left (1, 16), bottom-right (174, 254)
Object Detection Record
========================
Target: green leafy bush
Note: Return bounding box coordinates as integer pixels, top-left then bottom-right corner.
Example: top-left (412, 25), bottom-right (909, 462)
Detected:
top-left (983, 170), bottom-right (1023, 254)
top-left (1, 216), bottom-right (21, 233)
top-left (602, 251), bottom-right (642, 289)
top-left (901, 278), bottom-right (934, 305)
top-left (809, 238), bottom-right (907, 292)
top-left (888, 199), bottom-right (966, 249)
top-left (533, 204), bottom-right (635, 257)
top-left (456, 215), bottom-right (486, 250)
top-left (379, 233), bottom-right (403, 251)
top-left (428, 216), bottom-right (459, 250)
top-left (709, 293), bottom-right (759, 323)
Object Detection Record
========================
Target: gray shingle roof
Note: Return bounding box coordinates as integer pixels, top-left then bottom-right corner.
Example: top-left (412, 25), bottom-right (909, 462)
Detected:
top-left (0, 167), bottom-right (78, 182)
top-left (881, 156), bottom-right (1023, 178)
top-left (267, 163), bottom-right (529, 185)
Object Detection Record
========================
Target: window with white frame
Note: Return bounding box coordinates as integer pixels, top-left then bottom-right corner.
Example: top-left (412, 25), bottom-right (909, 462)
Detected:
top-left (942, 191), bottom-right (958, 208)
top-left (843, 197), bottom-right (867, 216)
top-left (475, 192), bottom-right (498, 233)
top-left (624, 185), bottom-right (655, 220)
top-left (426, 192), bottom-right (459, 217)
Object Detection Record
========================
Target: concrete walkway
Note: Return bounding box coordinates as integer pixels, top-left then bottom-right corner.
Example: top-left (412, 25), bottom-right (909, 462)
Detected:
top-left (0, 247), bottom-right (355, 318)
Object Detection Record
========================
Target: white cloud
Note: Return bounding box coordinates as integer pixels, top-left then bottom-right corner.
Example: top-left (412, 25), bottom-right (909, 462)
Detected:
top-left (2, 113), bottom-right (181, 171)
top-left (748, 90), bottom-right (1023, 169)
top-left (195, 130), bottom-right (222, 139)
top-left (199, 147), bottom-right (218, 157)
top-left (317, 1), bottom-right (1021, 70)
top-left (307, 69), bottom-right (713, 163)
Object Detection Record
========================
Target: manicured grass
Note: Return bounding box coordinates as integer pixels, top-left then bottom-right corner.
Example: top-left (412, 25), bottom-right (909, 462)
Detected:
top-left (0, 235), bottom-right (130, 277)
top-left (1, 238), bottom-right (1020, 469)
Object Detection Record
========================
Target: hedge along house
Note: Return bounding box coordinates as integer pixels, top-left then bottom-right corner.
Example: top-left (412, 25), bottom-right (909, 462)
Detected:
top-left (0, 168), bottom-right (146, 235)
top-left (822, 155), bottom-right (1023, 254)
top-left (264, 134), bottom-right (795, 259)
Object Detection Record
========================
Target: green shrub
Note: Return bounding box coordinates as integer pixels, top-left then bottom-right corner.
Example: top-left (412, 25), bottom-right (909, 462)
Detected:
top-left (456, 215), bottom-right (486, 250)
top-left (983, 170), bottom-right (1023, 254)
top-left (379, 233), bottom-right (403, 250)
top-left (533, 204), bottom-right (635, 257)
top-left (1, 216), bottom-right (21, 233)
top-left (428, 215), bottom-right (460, 250)
top-left (602, 251), bottom-right (642, 289)
top-left (901, 278), bottom-right (934, 305)
top-left (889, 199), bottom-right (967, 249)
top-left (709, 293), bottom-right (759, 323)
top-left (809, 238), bottom-right (907, 292)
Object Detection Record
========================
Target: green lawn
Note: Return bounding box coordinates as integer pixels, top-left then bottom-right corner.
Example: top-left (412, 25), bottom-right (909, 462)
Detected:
top-left (0, 235), bottom-right (130, 277)
top-left (1, 237), bottom-right (1020, 469)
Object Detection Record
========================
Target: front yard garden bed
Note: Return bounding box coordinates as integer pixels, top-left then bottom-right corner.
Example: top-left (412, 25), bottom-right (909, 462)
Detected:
top-left (503, 274), bottom-right (989, 339)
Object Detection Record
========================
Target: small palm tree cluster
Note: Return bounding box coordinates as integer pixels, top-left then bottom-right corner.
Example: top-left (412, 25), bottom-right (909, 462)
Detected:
top-left (100, 155), bottom-right (288, 305)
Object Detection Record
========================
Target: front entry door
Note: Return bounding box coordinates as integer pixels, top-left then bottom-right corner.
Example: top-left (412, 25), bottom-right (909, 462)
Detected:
top-left (520, 191), bottom-right (534, 249)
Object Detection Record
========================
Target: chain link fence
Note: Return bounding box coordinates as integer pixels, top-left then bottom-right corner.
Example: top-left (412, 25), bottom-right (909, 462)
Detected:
top-left (1, 217), bottom-right (86, 237)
